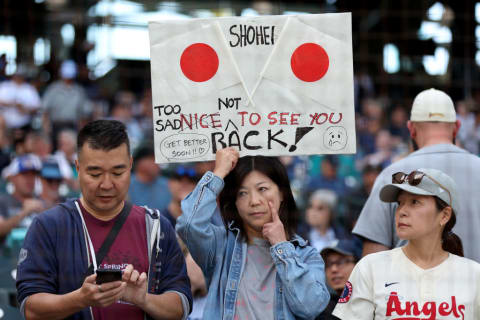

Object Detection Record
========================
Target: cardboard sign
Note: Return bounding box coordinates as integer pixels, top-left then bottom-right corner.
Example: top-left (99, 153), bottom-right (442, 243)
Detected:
top-left (149, 13), bottom-right (355, 163)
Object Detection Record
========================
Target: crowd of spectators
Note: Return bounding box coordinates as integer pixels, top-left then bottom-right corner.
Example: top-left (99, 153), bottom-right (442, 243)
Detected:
top-left (1, 58), bottom-right (480, 318)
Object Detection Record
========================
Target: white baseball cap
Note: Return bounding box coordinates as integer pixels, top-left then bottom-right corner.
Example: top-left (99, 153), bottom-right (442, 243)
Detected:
top-left (410, 88), bottom-right (456, 122)
top-left (380, 168), bottom-right (459, 215)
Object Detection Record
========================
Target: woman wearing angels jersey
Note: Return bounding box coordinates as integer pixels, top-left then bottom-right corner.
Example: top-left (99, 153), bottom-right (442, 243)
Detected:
top-left (176, 147), bottom-right (330, 319)
top-left (333, 168), bottom-right (480, 320)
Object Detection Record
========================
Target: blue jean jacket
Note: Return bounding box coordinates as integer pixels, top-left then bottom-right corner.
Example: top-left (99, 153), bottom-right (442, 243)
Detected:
top-left (176, 171), bottom-right (330, 320)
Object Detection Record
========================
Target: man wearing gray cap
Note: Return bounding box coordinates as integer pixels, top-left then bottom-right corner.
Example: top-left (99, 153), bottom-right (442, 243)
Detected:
top-left (317, 239), bottom-right (361, 320)
top-left (353, 88), bottom-right (480, 262)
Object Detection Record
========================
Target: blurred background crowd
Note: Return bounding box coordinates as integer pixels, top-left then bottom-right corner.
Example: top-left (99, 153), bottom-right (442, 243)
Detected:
top-left (1, 0), bottom-right (480, 318)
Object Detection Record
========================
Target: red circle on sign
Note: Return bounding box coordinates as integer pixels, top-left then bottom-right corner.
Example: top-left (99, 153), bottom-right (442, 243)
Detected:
top-left (180, 43), bottom-right (219, 82)
top-left (291, 43), bottom-right (329, 82)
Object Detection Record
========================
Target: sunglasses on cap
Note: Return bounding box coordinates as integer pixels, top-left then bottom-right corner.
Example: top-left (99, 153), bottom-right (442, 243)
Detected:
top-left (392, 170), bottom-right (452, 206)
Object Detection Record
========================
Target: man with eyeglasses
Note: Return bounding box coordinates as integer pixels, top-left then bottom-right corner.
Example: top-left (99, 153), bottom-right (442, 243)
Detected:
top-left (353, 88), bottom-right (480, 262)
top-left (316, 239), bottom-right (361, 320)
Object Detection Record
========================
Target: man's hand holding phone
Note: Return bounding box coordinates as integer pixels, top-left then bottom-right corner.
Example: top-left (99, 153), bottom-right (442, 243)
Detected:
top-left (77, 265), bottom-right (146, 309)
top-left (78, 272), bottom-right (125, 308)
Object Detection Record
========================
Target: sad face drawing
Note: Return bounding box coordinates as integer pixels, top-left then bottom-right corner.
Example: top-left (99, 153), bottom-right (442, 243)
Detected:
top-left (323, 126), bottom-right (347, 151)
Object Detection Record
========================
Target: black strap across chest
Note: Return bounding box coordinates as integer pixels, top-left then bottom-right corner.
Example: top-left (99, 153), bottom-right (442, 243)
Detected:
top-left (84, 201), bottom-right (133, 277)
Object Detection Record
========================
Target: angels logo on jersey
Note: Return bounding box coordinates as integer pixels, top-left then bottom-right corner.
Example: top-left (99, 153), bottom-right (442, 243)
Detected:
top-left (338, 281), bottom-right (353, 303)
top-left (386, 291), bottom-right (466, 319)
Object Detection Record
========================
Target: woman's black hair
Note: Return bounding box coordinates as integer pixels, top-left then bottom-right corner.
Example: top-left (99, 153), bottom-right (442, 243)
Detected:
top-left (218, 156), bottom-right (298, 240)
top-left (434, 197), bottom-right (464, 257)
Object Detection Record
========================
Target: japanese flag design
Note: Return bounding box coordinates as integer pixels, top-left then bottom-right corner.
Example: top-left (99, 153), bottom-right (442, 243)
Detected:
top-left (259, 17), bottom-right (353, 110)
top-left (150, 22), bottom-right (244, 105)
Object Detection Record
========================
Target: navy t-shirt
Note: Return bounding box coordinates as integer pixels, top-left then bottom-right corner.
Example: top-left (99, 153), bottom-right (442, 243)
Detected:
top-left (80, 202), bottom-right (148, 320)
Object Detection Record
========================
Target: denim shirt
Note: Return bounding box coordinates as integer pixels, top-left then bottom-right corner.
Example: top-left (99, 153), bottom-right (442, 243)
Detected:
top-left (176, 171), bottom-right (330, 320)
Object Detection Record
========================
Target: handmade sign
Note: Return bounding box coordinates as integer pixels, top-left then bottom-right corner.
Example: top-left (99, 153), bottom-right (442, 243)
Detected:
top-left (149, 13), bottom-right (355, 163)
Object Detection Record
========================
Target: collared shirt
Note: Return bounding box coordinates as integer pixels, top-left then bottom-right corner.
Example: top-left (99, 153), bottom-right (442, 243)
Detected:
top-left (309, 228), bottom-right (338, 253)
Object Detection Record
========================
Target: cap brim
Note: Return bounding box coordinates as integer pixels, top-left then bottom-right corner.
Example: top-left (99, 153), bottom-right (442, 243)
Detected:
top-left (41, 174), bottom-right (62, 180)
top-left (320, 247), bottom-right (354, 259)
top-left (380, 183), bottom-right (435, 202)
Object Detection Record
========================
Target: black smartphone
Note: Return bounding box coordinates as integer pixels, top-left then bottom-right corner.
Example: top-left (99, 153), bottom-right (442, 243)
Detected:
top-left (96, 269), bottom-right (122, 284)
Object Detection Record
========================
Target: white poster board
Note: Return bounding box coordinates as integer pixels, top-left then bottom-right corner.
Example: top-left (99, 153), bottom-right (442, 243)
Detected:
top-left (149, 13), bottom-right (355, 163)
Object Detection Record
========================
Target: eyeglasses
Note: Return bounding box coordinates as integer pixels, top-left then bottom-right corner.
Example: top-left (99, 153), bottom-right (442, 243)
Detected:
top-left (308, 204), bottom-right (328, 211)
top-left (391, 170), bottom-right (452, 206)
top-left (44, 178), bottom-right (62, 185)
top-left (325, 257), bottom-right (356, 269)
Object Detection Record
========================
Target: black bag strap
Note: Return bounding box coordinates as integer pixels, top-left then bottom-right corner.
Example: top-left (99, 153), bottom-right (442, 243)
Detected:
top-left (85, 201), bottom-right (132, 276)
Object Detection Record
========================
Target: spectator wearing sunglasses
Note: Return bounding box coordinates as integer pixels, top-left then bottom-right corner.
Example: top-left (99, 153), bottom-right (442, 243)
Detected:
top-left (353, 88), bottom-right (480, 262)
top-left (333, 168), bottom-right (480, 320)
top-left (161, 165), bottom-right (198, 228)
top-left (316, 239), bottom-right (361, 320)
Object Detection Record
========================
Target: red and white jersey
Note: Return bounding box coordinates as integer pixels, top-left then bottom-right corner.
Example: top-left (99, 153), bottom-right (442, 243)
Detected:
top-left (333, 247), bottom-right (480, 320)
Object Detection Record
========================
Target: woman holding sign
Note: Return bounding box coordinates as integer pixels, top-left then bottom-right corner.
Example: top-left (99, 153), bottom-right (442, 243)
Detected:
top-left (176, 147), bottom-right (330, 319)
top-left (333, 168), bottom-right (480, 319)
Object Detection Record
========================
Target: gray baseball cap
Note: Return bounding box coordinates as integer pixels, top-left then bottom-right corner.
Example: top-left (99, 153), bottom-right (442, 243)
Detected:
top-left (320, 239), bottom-right (361, 261)
top-left (380, 168), bottom-right (459, 215)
